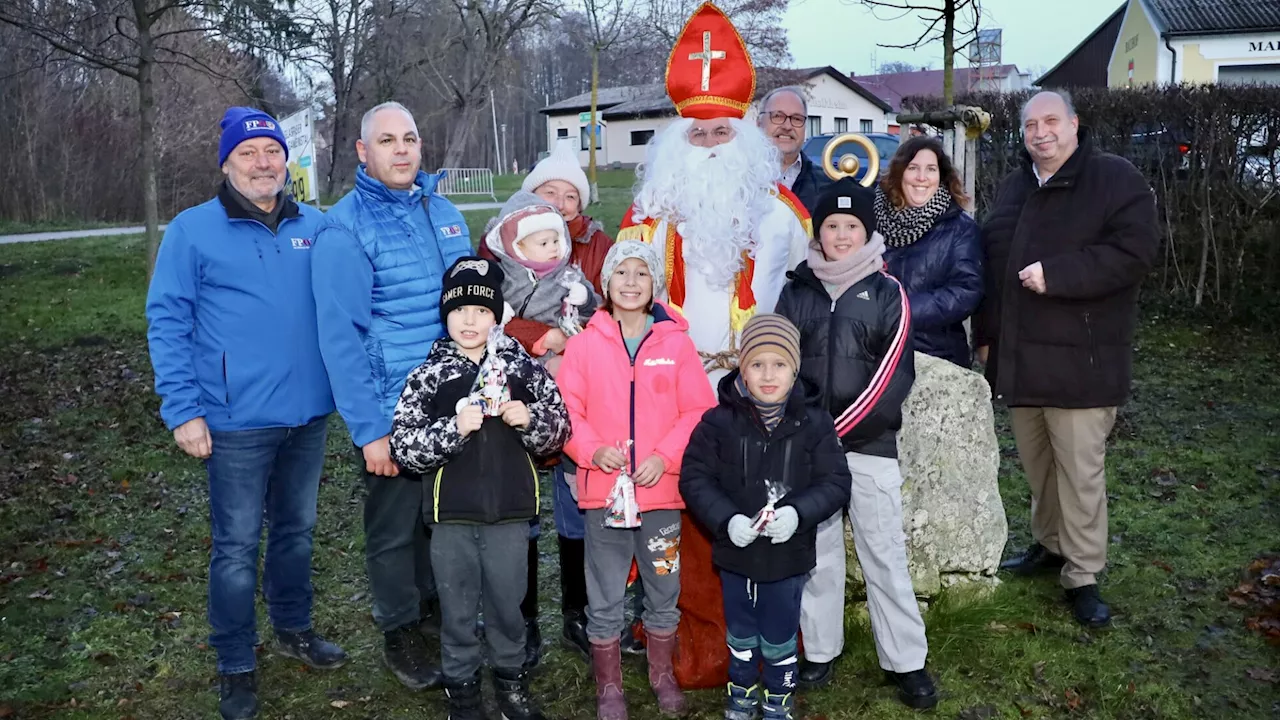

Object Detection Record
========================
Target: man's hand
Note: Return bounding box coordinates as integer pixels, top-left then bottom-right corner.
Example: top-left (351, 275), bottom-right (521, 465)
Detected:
top-left (976, 345), bottom-right (990, 365)
top-left (593, 445), bottom-right (628, 473)
top-left (1019, 262), bottom-right (1046, 294)
top-left (499, 401), bottom-right (530, 429)
top-left (457, 405), bottom-right (485, 437)
top-left (363, 435), bottom-right (400, 477)
top-left (632, 455), bottom-right (666, 487)
top-left (541, 328), bottom-right (568, 354)
top-left (174, 417), bottom-right (212, 459)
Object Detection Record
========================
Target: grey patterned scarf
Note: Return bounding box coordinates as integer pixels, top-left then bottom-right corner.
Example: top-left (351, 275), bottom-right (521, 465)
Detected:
top-left (874, 184), bottom-right (952, 249)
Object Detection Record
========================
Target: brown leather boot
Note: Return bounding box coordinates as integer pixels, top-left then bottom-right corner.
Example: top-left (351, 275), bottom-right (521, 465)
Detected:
top-left (645, 627), bottom-right (687, 716)
top-left (591, 637), bottom-right (628, 720)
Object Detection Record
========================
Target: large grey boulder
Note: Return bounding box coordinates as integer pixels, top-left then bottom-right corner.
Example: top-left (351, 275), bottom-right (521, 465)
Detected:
top-left (845, 351), bottom-right (1006, 599)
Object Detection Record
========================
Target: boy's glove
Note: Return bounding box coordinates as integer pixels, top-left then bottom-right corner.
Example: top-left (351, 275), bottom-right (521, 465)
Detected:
top-left (766, 506), bottom-right (799, 544)
top-left (727, 514), bottom-right (759, 548)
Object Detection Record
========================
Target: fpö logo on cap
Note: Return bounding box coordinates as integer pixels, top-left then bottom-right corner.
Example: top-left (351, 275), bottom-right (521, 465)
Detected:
top-left (244, 119), bottom-right (277, 132)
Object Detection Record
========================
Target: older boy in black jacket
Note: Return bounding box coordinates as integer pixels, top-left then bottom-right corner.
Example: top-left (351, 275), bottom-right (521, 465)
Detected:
top-left (390, 257), bottom-right (570, 720)
top-left (681, 314), bottom-right (851, 720)
top-left (776, 178), bottom-right (938, 710)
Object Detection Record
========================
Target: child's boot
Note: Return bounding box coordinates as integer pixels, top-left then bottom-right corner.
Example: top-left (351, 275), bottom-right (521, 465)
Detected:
top-left (493, 667), bottom-right (546, 720)
top-left (443, 673), bottom-right (484, 720)
top-left (762, 691), bottom-right (794, 720)
top-left (725, 682), bottom-right (761, 720)
top-left (591, 638), bottom-right (628, 720)
top-left (645, 627), bottom-right (687, 716)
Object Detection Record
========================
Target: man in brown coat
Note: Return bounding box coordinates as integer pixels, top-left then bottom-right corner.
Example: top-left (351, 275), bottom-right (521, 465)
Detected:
top-left (974, 90), bottom-right (1159, 628)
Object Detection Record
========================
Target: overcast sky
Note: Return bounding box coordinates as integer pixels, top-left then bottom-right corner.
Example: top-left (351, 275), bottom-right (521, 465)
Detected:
top-left (782, 0), bottom-right (1125, 77)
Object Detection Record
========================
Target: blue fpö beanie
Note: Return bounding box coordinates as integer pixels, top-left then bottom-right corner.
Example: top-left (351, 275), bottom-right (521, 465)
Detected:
top-left (218, 107), bottom-right (289, 166)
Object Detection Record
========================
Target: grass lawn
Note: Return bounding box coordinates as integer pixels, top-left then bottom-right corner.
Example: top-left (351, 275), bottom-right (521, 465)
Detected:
top-left (1, 236), bottom-right (1277, 719)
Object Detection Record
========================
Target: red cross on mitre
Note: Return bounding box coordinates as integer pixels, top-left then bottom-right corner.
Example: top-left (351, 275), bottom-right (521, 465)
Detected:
top-left (664, 2), bottom-right (756, 119)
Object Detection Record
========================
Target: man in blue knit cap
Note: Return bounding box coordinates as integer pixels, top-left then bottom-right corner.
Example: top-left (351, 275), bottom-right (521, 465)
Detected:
top-left (312, 101), bottom-right (471, 691)
top-left (146, 107), bottom-right (346, 720)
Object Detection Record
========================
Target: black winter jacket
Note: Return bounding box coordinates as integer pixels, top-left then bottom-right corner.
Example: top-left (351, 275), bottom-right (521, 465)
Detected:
top-left (883, 203), bottom-right (983, 367)
top-left (679, 373), bottom-right (851, 583)
top-left (776, 264), bottom-right (915, 458)
top-left (790, 153), bottom-right (834, 216)
top-left (389, 333), bottom-right (570, 524)
top-left (973, 128), bottom-right (1159, 408)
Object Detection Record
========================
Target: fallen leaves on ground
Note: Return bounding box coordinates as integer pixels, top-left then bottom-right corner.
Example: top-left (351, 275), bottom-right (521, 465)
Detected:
top-left (1227, 555), bottom-right (1280, 646)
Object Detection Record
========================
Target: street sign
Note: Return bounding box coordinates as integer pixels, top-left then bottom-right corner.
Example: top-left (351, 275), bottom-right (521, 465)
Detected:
top-left (578, 111), bottom-right (607, 126)
top-left (280, 109), bottom-right (318, 203)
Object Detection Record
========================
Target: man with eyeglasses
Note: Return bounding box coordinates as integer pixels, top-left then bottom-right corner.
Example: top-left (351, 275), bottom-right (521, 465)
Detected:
top-left (757, 86), bottom-right (831, 215)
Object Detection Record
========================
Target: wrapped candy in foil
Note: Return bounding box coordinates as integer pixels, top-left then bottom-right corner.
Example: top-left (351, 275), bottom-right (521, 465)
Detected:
top-left (750, 482), bottom-right (784, 533)
top-left (469, 326), bottom-right (511, 416)
top-left (602, 440), bottom-right (641, 529)
top-left (557, 265), bottom-right (590, 337)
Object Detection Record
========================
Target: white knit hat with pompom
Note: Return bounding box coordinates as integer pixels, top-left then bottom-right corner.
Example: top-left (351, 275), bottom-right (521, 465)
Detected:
top-left (521, 140), bottom-right (591, 212)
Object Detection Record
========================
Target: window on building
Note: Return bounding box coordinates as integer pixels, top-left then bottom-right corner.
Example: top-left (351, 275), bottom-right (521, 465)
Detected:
top-left (556, 128), bottom-right (569, 138)
top-left (580, 125), bottom-right (603, 151)
top-left (834, 117), bottom-right (848, 133)
top-left (807, 116), bottom-right (822, 136)
top-left (630, 130), bottom-right (655, 146)
top-left (860, 119), bottom-right (874, 133)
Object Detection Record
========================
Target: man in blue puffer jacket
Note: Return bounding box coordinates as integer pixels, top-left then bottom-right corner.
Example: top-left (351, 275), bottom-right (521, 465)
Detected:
top-left (147, 107), bottom-right (346, 720)
top-left (312, 101), bottom-right (471, 691)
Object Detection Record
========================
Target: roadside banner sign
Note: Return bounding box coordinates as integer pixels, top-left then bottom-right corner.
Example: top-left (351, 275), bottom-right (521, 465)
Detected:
top-left (280, 109), bottom-right (318, 203)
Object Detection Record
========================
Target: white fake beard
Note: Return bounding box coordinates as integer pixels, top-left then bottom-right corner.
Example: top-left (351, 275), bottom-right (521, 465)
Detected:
top-left (633, 118), bottom-right (782, 290)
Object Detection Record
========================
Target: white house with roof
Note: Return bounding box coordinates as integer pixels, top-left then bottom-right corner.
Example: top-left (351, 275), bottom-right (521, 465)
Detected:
top-left (540, 67), bottom-right (894, 168)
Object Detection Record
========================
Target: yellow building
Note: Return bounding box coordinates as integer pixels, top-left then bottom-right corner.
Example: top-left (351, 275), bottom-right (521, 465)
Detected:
top-left (1039, 0), bottom-right (1280, 88)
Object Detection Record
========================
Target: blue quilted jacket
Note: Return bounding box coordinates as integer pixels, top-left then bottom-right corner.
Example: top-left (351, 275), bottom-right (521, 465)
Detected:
top-left (883, 204), bottom-right (984, 367)
top-left (312, 166), bottom-right (471, 447)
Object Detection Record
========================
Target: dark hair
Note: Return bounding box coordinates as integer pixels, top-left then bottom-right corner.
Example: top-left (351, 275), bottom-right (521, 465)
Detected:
top-left (882, 136), bottom-right (970, 211)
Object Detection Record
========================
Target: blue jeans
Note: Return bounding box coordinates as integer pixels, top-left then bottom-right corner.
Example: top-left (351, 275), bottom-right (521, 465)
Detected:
top-left (553, 462), bottom-right (585, 540)
top-left (205, 415), bottom-right (328, 674)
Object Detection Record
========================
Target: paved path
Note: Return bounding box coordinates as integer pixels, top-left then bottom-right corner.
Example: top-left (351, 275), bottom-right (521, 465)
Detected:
top-left (0, 200), bottom-right (504, 245)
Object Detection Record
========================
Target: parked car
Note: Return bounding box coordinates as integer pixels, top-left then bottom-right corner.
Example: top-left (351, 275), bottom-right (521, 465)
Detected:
top-left (1124, 122), bottom-right (1193, 176)
top-left (803, 132), bottom-right (901, 183)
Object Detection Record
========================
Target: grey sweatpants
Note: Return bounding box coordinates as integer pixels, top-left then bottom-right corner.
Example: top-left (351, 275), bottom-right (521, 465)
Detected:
top-left (431, 522), bottom-right (528, 679)
top-left (800, 452), bottom-right (928, 672)
top-left (584, 509), bottom-right (682, 640)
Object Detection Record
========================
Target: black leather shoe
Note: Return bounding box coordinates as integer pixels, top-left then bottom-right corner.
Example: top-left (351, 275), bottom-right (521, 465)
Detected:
top-left (619, 621), bottom-right (647, 656)
top-left (523, 618), bottom-right (544, 670)
top-left (561, 610), bottom-right (591, 661)
top-left (1065, 584), bottom-right (1111, 628)
top-left (999, 543), bottom-right (1066, 576)
top-left (218, 671), bottom-right (258, 719)
top-left (797, 659), bottom-right (834, 689)
top-left (275, 629), bottom-right (348, 669)
top-left (383, 624), bottom-right (444, 690)
top-left (885, 669), bottom-right (939, 710)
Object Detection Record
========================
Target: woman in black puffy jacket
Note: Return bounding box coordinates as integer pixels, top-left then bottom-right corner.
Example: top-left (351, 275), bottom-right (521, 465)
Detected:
top-left (876, 136), bottom-right (983, 367)
top-left (774, 178), bottom-right (939, 710)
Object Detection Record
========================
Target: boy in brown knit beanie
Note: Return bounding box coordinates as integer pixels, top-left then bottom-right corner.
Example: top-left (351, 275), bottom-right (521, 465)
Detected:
top-left (680, 313), bottom-right (851, 720)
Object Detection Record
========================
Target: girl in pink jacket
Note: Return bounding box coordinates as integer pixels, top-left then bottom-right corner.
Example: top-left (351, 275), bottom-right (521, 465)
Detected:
top-left (557, 240), bottom-right (716, 720)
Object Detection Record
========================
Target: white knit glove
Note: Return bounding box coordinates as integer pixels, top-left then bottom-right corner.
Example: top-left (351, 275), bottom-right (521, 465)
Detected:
top-left (766, 506), bottom-right (799, 544)
top-left (565, 281), bottom-right (588, 306)
top-left (727, 514), bottom-right (760, 548)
